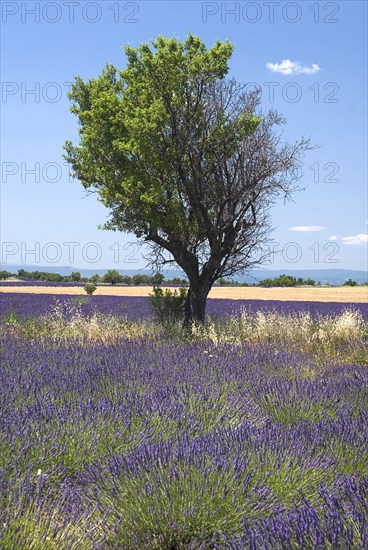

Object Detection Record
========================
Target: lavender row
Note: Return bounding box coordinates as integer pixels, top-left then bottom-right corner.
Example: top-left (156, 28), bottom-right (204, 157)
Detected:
top-left (1, 292), bottom-right (367, 321)
top-left (0, 280), bottom-right (87, 287)
top-left (1, 335), bottom-right (367, 547)
top-left (0, 281), bottom-right (186, 287)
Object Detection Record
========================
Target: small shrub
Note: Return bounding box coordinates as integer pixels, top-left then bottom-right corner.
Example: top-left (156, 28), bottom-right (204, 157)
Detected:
top-left (3, 308), bottom-right (19, 326)
top-left (148, 286), bottom-right (187, 331)
top-left (73, 296), bottom-right (91, 305)
top-left (84, 284), bottom-right (97, 295)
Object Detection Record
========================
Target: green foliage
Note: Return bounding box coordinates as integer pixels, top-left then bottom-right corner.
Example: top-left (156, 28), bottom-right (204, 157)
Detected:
top-left (132, 274), bottom-right (150, 285)
top-left (259, 277), bottom-right (275, 287)
top-left (16, 269), bottom-right (80, 283)
top-left (151, 272), bottom-right (165, 285)
top-left (101, 271), bottom-right (164, 286)
top-left (64, 34), bottom-right (238, 240)
top-left (260, 274), bottom-right (315, 287)
top-left (102, 269), bottom-right (123, 285)
top-left (148, 285), bottom-right (187, 331)
top-left (166, 277), bottom-right (188, 284)
top-left (84, 284), bottom-right (97, 295)
top-left (121, 275), bottom-right (132, 285)
top-left (3, 308), bottom-right (20, 326)
top-left (343, 279), bottom-right (358, 287)
top-left (64, 33), bottom-right (314, 324)
top-left (277, 274), bottom-right (298, 287)
top-left (17, 269), bottom-right (65, 282)
top-left (214, 278), bottom-right (250, 286)
top-left (90, 273), bottom-right (100, 284)
top-left (5, 267), bottom-right (168, 286)
top-left (73, 296), bottom-right (91, 305)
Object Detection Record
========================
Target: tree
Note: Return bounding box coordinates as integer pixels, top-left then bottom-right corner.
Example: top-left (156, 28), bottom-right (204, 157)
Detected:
top-left (121, 275), bottom-right (132, 285)
top-left (260, 278), bottom-right (275, 288)
top-left (151, 272), bottom-right (165, 285)
top-left (277, 274), bottom-right (297, 287)
top-left (102, 269), bottom-right (123, 285)
top-left (90, 273), bottom-right (100, 284)
top-left (84, 283), bottom-right (97, 295)
top-left (65, 34), bottom-right (312, 326)
top-left (71, 271), bottom-right (81, 282)
top-left (343, 279), bottom-right (358, 287)
top-left (132, 273), bottom-right (150, 285)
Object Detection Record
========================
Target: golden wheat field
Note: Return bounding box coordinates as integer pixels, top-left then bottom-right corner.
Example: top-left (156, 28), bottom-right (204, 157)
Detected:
top-left (0, 285), bottom-right (367, 303)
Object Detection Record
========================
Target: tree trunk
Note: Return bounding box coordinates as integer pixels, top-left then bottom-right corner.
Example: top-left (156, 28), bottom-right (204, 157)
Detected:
top-left (183, 282), bottom-right (210, 330)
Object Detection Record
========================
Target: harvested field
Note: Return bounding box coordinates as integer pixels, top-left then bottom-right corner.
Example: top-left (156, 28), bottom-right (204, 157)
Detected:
top-left (0, 284), bottom-right (367, 302)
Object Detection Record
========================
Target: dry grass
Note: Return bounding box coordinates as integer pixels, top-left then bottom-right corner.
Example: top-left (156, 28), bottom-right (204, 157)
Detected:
top-left (2, 300), bottom-right (365, 366)
top-left (0, 285), bottom-right (367, 302)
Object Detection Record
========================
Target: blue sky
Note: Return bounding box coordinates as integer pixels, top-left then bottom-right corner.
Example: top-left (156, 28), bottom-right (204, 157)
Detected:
top-left (1, 0), bottom-right (367, 272)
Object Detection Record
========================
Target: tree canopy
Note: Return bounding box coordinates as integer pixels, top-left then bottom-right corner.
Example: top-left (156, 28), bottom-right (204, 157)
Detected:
top-left (65, 34), bottom-right (312, 325)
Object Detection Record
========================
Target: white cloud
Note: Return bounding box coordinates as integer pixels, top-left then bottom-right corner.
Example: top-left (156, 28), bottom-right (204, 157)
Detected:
top-left (328, 235), bottom-right (339, 241)
top-left (266, 59), bottom-right (321, 76)
top-left (341, 233), bottom-right (368, 246)
top-left (288, 226), bottom-right (327, 232)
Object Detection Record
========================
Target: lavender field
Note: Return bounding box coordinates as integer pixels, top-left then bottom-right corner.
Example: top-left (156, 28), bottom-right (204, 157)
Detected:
top-left (1, 293), bottom-right (367, 549)
top-left (1, 292), bottom-right (368, 322)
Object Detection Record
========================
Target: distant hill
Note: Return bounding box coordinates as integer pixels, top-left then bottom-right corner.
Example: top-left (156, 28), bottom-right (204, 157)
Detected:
top-left (1, 264), bottom-right (367, 285)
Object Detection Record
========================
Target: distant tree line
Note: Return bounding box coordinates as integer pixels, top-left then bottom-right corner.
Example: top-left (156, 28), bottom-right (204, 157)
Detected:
top-left (218, 275), bottom-right (368, 287)
top-left (0, 269), bottom-right (365, 287)
top-left (15, 269), bottom-right (87, 283)
top-left (91, 270), bottom-right (187, 286)
top-left (0, 271), bottom-right (13, 280)
top-left (217, 274), bottom-right (316, 287)
top-left (1, 269), bottom-right (186, 286)
top-left (94, 270), bottom-right (167, 286)
top-left (342, 279), bottom-right (359, 287)
top-left (259, 274), bottom-right (316, 287)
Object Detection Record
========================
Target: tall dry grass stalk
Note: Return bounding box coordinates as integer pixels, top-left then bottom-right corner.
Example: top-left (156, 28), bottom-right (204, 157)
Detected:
top-left (192, 308), bottom-right (366, 364)
top-left (1, 301), bottom-right (366, 365)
